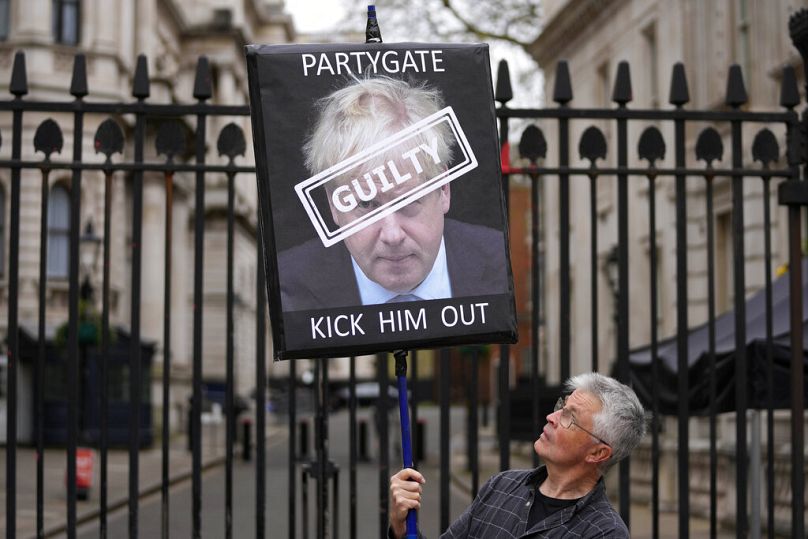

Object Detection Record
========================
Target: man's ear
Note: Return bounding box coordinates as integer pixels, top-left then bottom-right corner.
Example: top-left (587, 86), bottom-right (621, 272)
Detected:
top-left (586, 444), bottom-right (612, 466)
top-left (440, 182), bottom-right (451, 214)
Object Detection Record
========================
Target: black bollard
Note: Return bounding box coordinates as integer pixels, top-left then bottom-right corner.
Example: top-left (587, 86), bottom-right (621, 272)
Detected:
top-left (415, 418), bottom-right (426, 463)
top-left (358, 418), bottom-right (369, 461)
top-left (299, 419), bottom-right (309, 461)
top-left (242, 418), bottom-right (252, 461)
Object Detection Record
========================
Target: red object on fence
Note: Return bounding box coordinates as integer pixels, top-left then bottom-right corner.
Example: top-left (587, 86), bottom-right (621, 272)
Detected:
top-left (501, 142), bottom-right (513, 174)
top-left (66, 447), bottom-right (94, 500)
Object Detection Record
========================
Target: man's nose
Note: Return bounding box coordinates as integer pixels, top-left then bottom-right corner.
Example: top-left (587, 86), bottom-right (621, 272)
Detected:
top-left (378, 212), bottom-right (406, 244)
top-left (546, 409), bottom-right (560, 425)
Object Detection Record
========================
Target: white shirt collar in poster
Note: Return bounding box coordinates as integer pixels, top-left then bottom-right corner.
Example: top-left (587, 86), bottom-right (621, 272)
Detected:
top-left (352, 238), bottom-right (452, 305)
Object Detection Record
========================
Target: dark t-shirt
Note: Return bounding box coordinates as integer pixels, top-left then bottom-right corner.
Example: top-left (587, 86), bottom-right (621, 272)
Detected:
top-left (526, 483), bottom-right (580, 530)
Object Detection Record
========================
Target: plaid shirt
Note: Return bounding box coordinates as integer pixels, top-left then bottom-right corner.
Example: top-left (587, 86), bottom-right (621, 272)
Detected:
top-left (440, 466), bottom-right (628, 538)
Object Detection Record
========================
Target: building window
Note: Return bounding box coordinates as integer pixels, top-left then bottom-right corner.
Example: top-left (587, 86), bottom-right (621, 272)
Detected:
top-left (715, 211), bottom-right (733, 314)
top-left (52, 0), bottom-right (80, 45)
top-left (47, 184), bottom-right (70, 278)
top-left (0, 0), bottom-right (9, 41)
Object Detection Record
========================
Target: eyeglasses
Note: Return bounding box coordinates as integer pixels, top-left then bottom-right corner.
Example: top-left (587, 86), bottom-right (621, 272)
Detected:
top-left (553, 396), bottom-right (611, 447)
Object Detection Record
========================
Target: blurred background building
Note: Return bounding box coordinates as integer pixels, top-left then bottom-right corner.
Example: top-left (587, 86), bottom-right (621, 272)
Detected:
top-left (0, 0), bottom-right (307, 443)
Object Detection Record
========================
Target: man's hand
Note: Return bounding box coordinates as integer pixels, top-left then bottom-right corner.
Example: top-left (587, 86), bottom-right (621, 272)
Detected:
top-left (389, 468), bottom-right (425, 539)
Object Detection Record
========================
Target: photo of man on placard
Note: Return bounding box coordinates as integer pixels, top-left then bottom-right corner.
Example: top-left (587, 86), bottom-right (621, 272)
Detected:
top-left (277, 75), bottom-right (509, 311)
top-left (247, 41), bottom-right (518, 358)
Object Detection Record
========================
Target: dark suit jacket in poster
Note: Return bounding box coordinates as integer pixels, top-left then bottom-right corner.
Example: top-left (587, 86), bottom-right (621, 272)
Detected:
top-left (277, 218), bottom-right (510, 312)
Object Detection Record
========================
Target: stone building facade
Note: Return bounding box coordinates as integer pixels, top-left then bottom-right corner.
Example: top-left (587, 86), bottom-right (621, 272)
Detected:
top-left (0, 0), bottom-right (300, 442)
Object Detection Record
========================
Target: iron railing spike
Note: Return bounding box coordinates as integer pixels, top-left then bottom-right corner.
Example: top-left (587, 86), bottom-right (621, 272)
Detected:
top-left (495, 60), bottom-right (513, 105)
top-left (612, 61), bottom-right (632, 105)
top-left (725, 64), bottom-right (748, 107)
top-left (780, 65), bottom-right (800, 109)
top-left (637, 126), bottom-right (666, 166)
top-left (217, 123), bottom-right (247, 161)
top-left (752, 128), bottom-right (780, 167)
top-left (193, 56), bottom-right (213, 101)
top-left (132, 55), bottom-right (150, 99)
top-left (33, 118), bottom-right (64, 158)
top-left (10, 51), bottom-right (28, 97)
top-left (668, 62), bottom-right (690, 106)
top-left (518, 125), bottom-right (547, 163)
top-left (94, 119), bottom-right (125, 158)
top-left (155, 120), bottom-right (187, 161)
top-left (553, 60), bottom-right (573, 105)
top-left (70, 54), bottom-right (88, 98)
top-left (579, 125), bottom-right (608, 164)
top-left (695, 127), bottom-right (724, 166)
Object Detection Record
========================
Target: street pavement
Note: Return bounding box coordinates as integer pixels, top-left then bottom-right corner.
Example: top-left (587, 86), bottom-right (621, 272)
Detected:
top-left (0, 421), bottom-right (262, 539)
top-left (71, 406), bottom-right (469, 538)
top-left (3, 405), bottom-right (734, 538)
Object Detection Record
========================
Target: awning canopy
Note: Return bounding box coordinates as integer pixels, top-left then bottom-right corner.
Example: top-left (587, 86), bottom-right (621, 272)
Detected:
top-left (628, 258), bottom-right (808, 416)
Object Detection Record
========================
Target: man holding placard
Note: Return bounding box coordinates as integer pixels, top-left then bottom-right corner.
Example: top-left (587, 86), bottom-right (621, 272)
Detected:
top-left (389, 373), bottom-right (647, 538)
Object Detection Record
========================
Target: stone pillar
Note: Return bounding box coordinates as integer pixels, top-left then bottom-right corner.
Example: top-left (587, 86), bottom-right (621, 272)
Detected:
top-left (139, 174), bottom-right (166, 345)
top-left (14, 0), bottom-right (51, 41)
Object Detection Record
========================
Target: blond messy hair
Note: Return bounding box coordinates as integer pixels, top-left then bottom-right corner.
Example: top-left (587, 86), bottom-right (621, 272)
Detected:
top-left (303, 76), bottom-right (455, 180)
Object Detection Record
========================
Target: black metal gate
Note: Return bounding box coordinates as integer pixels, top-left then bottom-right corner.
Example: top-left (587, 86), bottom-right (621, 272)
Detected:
top-left (2, 12), bottom-right (808, 538)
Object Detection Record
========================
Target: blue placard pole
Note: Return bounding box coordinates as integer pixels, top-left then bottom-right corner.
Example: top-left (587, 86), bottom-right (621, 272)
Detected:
top-left (394, 349), bottom-right (418, 539)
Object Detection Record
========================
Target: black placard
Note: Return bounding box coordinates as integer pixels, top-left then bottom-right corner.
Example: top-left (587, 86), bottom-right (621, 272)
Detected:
top-left (246, 42), bottom-right (517, 360)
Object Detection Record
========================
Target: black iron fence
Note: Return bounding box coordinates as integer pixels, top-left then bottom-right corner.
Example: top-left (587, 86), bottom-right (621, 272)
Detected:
top-left (1, 17), bottom-right (807, 539)
top-left (0, 52), bottom-right (261, 539)
top-left (495, 50), bottom-right (806, 537)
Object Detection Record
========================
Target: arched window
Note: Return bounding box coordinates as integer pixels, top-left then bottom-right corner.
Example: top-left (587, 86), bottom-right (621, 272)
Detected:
top-left (52, 0), bottom-right (80, 45)
top-left (47, 184), bottom-right (70, 278)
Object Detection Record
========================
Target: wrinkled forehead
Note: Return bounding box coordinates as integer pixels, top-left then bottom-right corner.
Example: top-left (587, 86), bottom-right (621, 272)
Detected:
top-left (566, 389), bottom-right (603, 416)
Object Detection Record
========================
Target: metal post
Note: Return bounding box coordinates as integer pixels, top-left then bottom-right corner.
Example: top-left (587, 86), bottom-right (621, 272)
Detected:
top-left (6, 50), bottom-right (26, 539)
top-left (672, 68), bottom-right (690, 539)
top-left (440, 349), bottom-right (450, 532)
top-left (36, 156), bottom-right (50, 539)
top-left (469, 348), bottom-right (479, 498)
top-left (66, 57), bottom-right (86, 539)
top-left (612, 61), bottom-right (632, 525)
top-left (225, 163), bottom-right (235, 538)
top-left (256, 238), bottom-right (267, 539)
top-left (727, 65), bottom-right (749, 538)
top-left (287, 358), bottom-right (296, 539)
top-left (191, 56), bottom-right (212, 539)
top-left (349, 356), bottom-right (357, 538)
top-left (394, 350), bottom-right (418, 538)
top-left (302, 466), bottom-right (309, 539)
top-left (377, 353), bottom-right (390, 539)
top-left (161, 169), bottom-right (173, 539)
top-left (750, 411), bottom-right (761, 537)
top-left (785, 15), bottom-right (807, 536)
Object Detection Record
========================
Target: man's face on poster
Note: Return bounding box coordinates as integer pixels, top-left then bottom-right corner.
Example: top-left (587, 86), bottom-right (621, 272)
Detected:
top-left (328, 159), bottom-right (451, 294)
